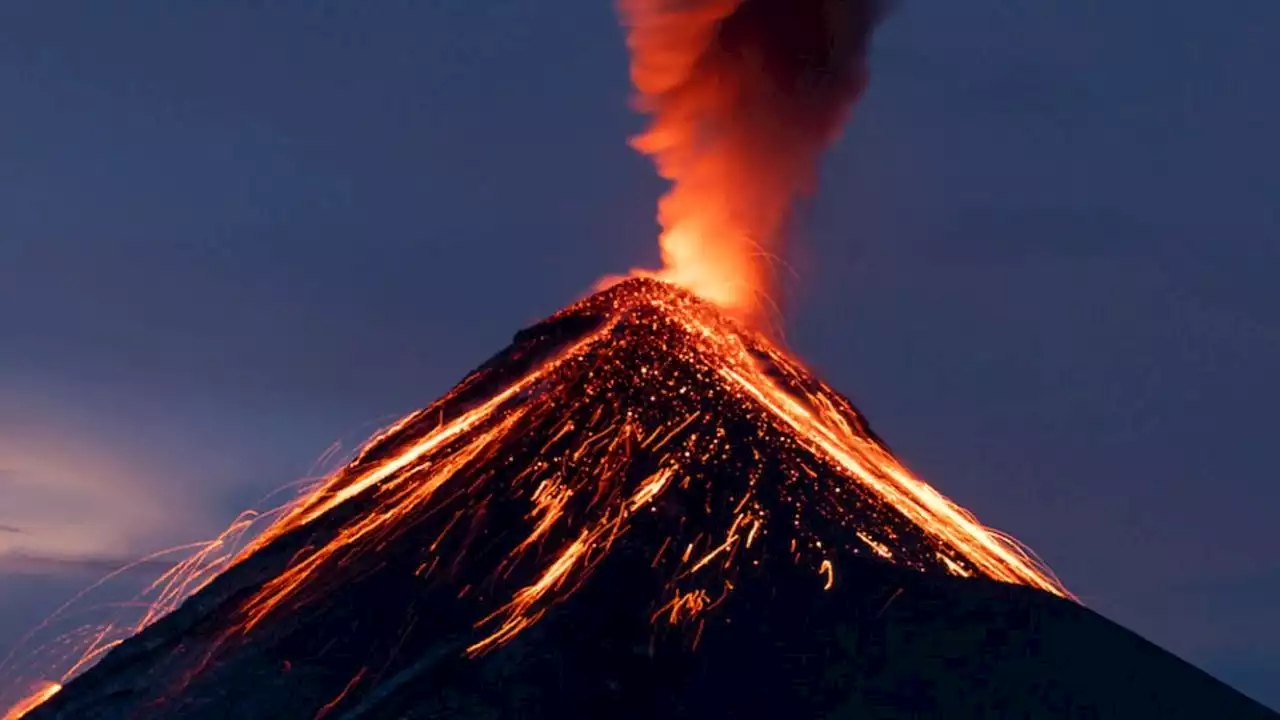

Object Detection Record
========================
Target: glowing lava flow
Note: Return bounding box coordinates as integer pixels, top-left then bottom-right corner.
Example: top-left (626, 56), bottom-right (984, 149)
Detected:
top-left (1, 682), bottom-right (60, 720)
top-left (210, 279), bottom-right (1069, 661)
top-left (717, 361), bottom-right (1061, 592)
top-left (228, 331), bottom-right (606, 635)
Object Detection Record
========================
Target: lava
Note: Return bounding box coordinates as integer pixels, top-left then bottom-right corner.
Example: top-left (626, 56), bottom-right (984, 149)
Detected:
top-left (618, 0), bottom-right (885, 327)
top-left (212, 279), bottom-right (1069, 660)
top-left (2, 682), bottom-right (59, 720)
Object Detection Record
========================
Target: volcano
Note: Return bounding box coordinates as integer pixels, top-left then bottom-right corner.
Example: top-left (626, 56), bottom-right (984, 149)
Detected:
top-left (18, 279), bottom-right (1274, 719)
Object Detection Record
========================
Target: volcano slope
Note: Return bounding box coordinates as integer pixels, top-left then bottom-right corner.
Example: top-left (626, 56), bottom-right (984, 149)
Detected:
top-left (25, 279), bottom-right (1275, 719)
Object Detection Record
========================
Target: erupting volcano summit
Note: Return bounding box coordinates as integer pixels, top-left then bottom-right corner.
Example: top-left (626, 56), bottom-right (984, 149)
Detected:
top-left (6, 0), bottom-right (1276, 717)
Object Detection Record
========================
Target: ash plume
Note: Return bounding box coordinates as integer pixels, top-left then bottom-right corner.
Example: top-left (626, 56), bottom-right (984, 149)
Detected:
top-left (619, 0), bottom-right (887, 327)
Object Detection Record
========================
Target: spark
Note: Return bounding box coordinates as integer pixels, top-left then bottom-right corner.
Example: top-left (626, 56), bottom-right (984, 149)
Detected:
top-left (819, 559), bottom-right (835, 590)
top-left (313, 668), bottom-right (366, 720)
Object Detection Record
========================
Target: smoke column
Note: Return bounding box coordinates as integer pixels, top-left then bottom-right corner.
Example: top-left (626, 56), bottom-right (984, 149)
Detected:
top-left (618, 0), bottom-right (885, 328)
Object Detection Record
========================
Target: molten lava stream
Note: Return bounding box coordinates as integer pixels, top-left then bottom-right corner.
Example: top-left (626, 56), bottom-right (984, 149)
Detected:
top-left (2, 682), bottom-right (60, 720)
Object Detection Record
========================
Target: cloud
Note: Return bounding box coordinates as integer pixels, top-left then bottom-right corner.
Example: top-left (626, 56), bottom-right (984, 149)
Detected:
top-left (0, 418), bottom-right (199, 562)
top-left (0, 551), bottom-right (176, 578)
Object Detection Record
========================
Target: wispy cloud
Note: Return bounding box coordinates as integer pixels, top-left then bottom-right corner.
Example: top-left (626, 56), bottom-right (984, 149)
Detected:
top-left (0, 421), bottom-right (203, 562)
top-left (0, 551), bottom-right (176, 577)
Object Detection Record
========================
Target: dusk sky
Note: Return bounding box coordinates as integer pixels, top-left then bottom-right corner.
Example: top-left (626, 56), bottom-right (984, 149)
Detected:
top-left (2, 0), bottom-right (1277, 708)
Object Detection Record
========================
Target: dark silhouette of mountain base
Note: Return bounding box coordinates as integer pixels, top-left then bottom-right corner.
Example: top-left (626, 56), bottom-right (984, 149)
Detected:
top-left (25, 554), bottom-right (1276, 719)
top-left (24, 279), bottom-right (1276, 719)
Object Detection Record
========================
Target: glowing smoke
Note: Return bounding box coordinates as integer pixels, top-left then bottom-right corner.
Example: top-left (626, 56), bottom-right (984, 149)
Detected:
top-left (618, 0), bottom-right (886, 328)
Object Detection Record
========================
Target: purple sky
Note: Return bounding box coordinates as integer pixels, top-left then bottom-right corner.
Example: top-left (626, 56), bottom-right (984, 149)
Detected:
top-left (1, 1), bottom-right (1277, 708)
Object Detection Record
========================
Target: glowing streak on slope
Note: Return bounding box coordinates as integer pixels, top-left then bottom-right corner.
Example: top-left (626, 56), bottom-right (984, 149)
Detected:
top-left (467, 466), bottom-right (678, 655)
top-left (626, 292), bottom-right (1067, 596)
top-left (2, 682), bottom-right (60, 720)
top-left (314, 668), bottom-right (367, 720)
top-left (233, 332), bottom-right (607, 634)
top-left (717, 364), bottom-right (1064, 595)
top-left (237, 408), bottom-right (532, 634)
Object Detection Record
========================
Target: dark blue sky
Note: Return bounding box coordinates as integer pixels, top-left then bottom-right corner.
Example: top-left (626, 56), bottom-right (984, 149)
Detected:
top-left (1, 0), bottom-right (1277, 707)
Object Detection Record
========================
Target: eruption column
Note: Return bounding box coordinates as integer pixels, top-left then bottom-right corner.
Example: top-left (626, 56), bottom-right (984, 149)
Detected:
top-left (619, 0), bottom-right (884, 327)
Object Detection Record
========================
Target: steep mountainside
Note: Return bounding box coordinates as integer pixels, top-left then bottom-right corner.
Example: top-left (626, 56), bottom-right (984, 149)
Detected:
top-left (25, 280), bottom-right (1274, 719)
